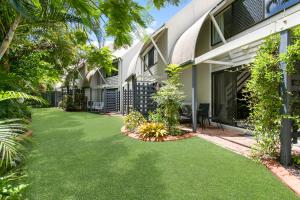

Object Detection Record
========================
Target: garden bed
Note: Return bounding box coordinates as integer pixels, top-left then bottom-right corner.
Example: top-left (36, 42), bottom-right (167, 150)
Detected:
top-left (121, 126), bottom-right (198, 142)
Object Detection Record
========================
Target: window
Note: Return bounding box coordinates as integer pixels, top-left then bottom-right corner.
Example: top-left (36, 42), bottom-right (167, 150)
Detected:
top-left (211, 0), bottom-right (295, 45)
top-left (265, 0), bottom-right (299, 18)
top-left (212, 6), bottom-right (232, 45)
top-left (144, 47), bottom-right (158, 71)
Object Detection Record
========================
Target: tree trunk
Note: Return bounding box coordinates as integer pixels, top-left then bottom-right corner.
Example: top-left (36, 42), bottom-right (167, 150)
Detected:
top-left (0, 15), bottom-right (22, 61)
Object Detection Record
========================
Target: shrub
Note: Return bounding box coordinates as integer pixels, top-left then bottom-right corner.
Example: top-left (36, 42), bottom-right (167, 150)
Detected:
top-left (152, 64), bottom-right (185, 134)
top-left (138, 122), bottom-right (167, 138)
top-left (293, 155), bottom-right (300, 166)
top-left (124, 111), bottom-right (146, 131)
top-left (0, 171), bottom-right (28, 200)
top-left (58, 96), bottom-right (67, 110)
top-left (58, 95), bottom-right (75, 111)
top-left (148, 110), bottom-right (164, 123)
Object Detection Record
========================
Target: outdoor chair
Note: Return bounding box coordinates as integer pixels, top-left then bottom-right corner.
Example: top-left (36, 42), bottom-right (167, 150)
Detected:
top-left (89, 101), bottom-right (105, 113)
top-left (198, 103), bottom-right (223, 130)
top-left (179, 104), bottom-right (192, 123)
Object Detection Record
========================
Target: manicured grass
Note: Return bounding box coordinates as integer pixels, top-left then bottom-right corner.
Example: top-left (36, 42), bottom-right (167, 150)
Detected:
top-left (26, 108), bottom-right (299, 199)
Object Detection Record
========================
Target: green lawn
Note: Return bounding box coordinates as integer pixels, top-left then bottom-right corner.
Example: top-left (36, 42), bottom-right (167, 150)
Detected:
top-left (26, 108), bottom-right (299, 199)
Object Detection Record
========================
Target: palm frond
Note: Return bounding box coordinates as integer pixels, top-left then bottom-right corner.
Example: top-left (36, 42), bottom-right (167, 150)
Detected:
top-left (0, 119), bottom-right (26, 170)
top-left (0, 91), bottom-right (47, 104)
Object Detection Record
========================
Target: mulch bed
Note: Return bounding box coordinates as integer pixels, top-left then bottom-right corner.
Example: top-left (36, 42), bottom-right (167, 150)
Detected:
top-left (16, 130), bottom-right (33, 141)
top-left (121, 126), bottom-right (198, 142)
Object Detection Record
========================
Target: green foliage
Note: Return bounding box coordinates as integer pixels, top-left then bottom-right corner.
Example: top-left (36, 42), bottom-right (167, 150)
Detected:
top-left (150, 0), bottom-right (180, 9)
top-left (137, 122), bottom-right (167, 138)
top-left (246, 35), bottom-right (282, 158)
top-left (0, 91), bottom-right (46, 103)
top-left (152, 64), bottom-right (185, 134)
top-left (124, 111), bottom-right (146, 132)
top-left (0, 119), bottom-right (27, 171)
top-left (58, 95), bottom-right (82, 112)
top-left (279, 27), bottom-right (300, 76)
top-left (58, 96), bottom-right (68, 110)
top-left (148, 111), bottom-right (164, 123)
top-left (292, 155), bottom-right (300, 166)
top-left (0, 171), bottom-right (28, 200)
top-left (247, 27), bottom-right (300, 158)
top-left (85, 46), bottom-right (116, 75)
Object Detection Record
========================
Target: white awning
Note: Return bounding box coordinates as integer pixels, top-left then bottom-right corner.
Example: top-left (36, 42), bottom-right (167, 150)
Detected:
top-left (126, 52), bottom-right (141, 79)
top-left (85, 69), bottom-right (98, 82)
top-left (171, 10), bottom-right (211, 65)
top-left (140, 26), bottom-right (167, 55)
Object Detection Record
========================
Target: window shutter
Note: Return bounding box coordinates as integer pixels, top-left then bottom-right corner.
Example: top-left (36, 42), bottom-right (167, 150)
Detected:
top-left (232, 0), bottom-right (264, 35)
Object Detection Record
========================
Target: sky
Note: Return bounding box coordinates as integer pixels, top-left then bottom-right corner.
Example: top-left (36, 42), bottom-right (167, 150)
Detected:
top-left (140, 0), bottom-right (192, 31)
top-left (98, 0), bottom-right (192, 47)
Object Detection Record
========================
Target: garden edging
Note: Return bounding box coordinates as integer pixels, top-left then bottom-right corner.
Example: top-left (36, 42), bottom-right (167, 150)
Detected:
top-left (121, 126), bottom-right (198, 142)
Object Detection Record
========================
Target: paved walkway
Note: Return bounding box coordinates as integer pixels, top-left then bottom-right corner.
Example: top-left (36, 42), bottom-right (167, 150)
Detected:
top-left (187, 126), bottom-right (300, 156)
top-left (197, 126), bottom-right (254, 157)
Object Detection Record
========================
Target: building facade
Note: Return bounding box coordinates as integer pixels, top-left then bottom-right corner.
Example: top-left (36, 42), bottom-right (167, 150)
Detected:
top-left (73, 0), bottom-right (300, 131)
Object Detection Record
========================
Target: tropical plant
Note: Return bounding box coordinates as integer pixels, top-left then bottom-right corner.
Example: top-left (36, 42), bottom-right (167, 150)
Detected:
top-left (137, 122), bottom-right (167, 138)
top-left (0, 91), bottom-right (46, 103)
top-left (0, 171), bottom-right (28, 200)
top-left (124, 111), bottom-right (146, 132)
top-left (0, 119), bottom-right (27, 171)
top-left (148, 111), bottom-right (165, 123)
top-left (152, 64), bottom-right (185, 134)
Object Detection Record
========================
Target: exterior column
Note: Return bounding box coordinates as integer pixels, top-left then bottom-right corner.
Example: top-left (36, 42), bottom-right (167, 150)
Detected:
top-left (127, 82), bottom-right (130, 114)
top-left (279, 30), bottom-right (292, 166)
top-left (192, 65), bottom-right (198, 132)
top-left (54, 89), bottom-right (57, 107)
top-left (132, 75), bottom-right (137, 111)
top-left (103, 88), bottom-right (107, 113)
top-left (89, 88), bottom-right (92, 111)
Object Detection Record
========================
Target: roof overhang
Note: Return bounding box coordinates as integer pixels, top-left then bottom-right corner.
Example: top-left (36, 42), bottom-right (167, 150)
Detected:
top-left (170, 10), bottom-right (212, 65)
top-left (140, 25), bottom-right (167, 55)
top-left (125, 73), bottom-right (136, 82)
top-left (195, 7), bottom-right (300, 65)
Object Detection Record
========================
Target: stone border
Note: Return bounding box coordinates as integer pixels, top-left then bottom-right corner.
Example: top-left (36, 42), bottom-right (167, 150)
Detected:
top-left (121, 126), bottom-right (198, 142)
top-left (262, 159), bottom-right (300, 197)
top-left (192, 128), bottom-right (300, 197)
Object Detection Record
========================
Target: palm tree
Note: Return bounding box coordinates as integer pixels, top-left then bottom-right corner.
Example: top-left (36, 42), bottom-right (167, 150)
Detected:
top-left (0, 0), bottom-right (100, 61)
top-left (0, 0), bottom-right (182, 61)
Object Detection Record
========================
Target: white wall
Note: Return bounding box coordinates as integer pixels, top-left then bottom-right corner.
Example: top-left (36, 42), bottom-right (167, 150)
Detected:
top-left (180, 63), bottom-right (211, 105)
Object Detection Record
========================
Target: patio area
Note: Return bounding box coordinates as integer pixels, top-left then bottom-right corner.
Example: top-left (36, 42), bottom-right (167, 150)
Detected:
top-left (25, 108), bottom-right (300, 199)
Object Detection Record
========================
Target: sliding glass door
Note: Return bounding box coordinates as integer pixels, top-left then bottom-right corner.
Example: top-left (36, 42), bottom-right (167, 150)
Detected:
top-left (212, 68), bottom-right (250, 127)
